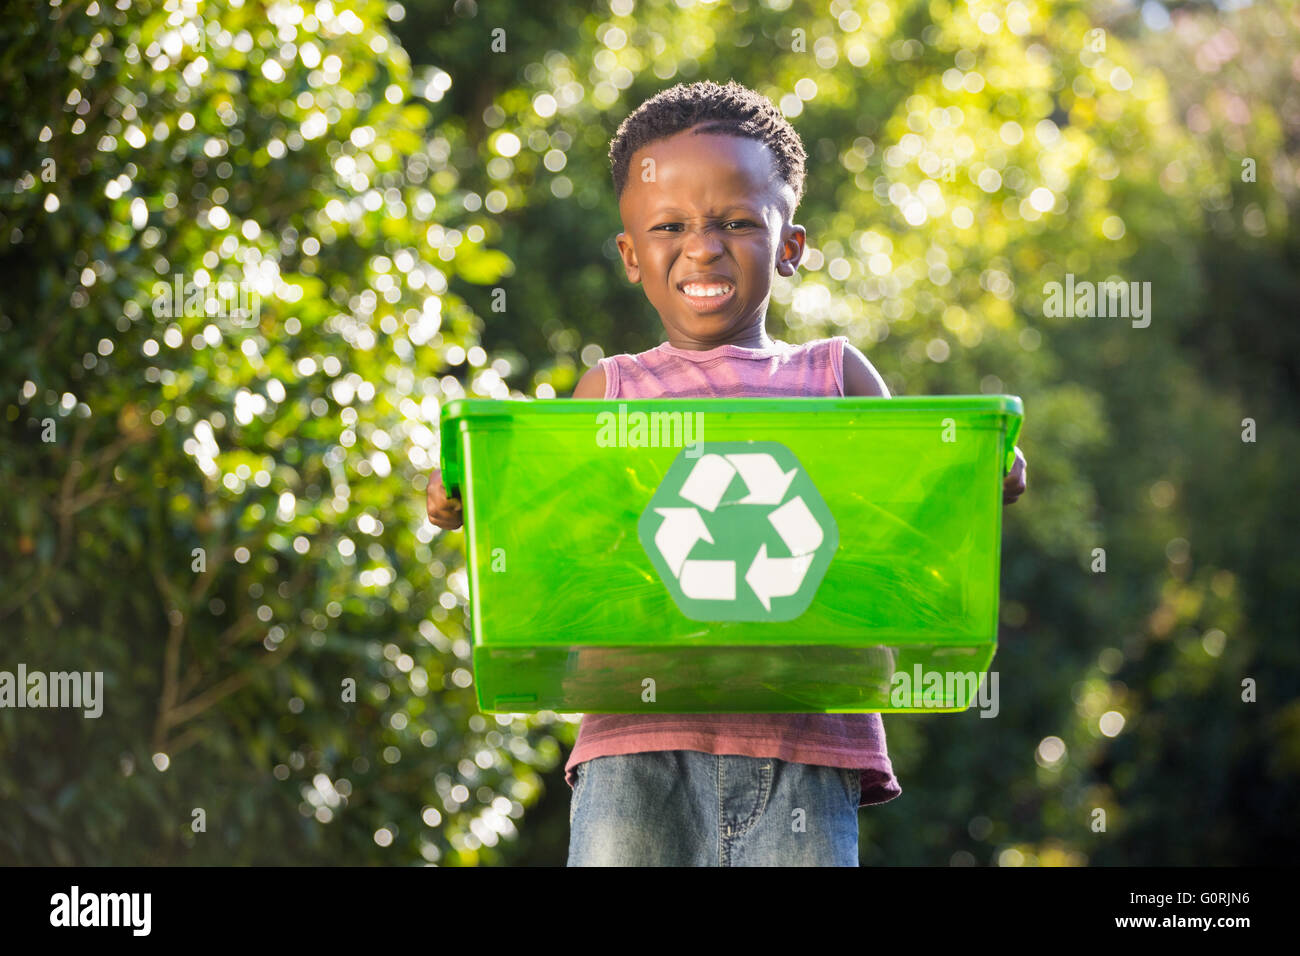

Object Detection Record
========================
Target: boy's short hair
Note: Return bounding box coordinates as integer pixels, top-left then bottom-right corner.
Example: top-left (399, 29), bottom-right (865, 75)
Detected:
top-left (608, 79), bottom-right (808, 214)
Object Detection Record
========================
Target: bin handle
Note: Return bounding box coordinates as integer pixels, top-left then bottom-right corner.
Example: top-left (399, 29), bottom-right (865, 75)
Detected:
top-left (1003, 407), bottom-right (1023, 475)
top-left (439, 418), bottom-right (462, 499)
top-left (438, 400), bottom-right (513, 500)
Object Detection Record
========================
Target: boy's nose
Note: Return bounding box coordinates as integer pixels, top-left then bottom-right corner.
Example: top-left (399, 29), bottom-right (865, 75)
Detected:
top-left (682, 230), bottom-right (726, 256)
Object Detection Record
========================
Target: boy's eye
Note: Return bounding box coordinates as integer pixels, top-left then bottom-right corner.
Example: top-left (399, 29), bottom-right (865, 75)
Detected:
top-left (653, 221), bottom-right (755, 232)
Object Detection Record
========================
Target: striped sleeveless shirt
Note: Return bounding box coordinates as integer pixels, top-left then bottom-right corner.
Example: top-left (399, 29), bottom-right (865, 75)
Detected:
top-left (563, 334), bottom-right (902, 807)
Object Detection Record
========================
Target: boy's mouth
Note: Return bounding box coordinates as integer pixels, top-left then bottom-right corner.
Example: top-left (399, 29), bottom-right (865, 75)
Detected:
top-left (677, 277), bottom-right (736, 313)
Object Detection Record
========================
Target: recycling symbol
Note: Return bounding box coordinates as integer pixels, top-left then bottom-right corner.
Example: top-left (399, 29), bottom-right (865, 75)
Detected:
top-left (637, 441), bottom-right (838, 622)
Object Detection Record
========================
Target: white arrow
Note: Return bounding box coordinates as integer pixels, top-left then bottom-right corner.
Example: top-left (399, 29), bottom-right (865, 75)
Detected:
top-left (680, 559), bottom-right (735, 600)
top-left (767, 495), bottom-right (823, 556)
top-left (725, 453), bottom-right (798, 505)
top-left (679, 454), bottom-right (736, 512)
top-left (653, 507), bottom-right (713, 578)
top-left (745, 544), bottom-right (814, 611)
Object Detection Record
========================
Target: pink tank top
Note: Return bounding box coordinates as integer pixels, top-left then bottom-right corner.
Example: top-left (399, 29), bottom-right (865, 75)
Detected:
top-left (563, 335), bottom-right (902, 807)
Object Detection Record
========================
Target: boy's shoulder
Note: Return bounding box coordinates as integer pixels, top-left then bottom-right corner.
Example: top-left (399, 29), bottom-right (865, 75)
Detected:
top-left (573, 363), bottom-right (607, 399)
top-left (758, 335), bottom-right (886, 396)
top-left (571, 342), bottom-right (669, 398)
top-left (840, 339), bottom-right (889, 397)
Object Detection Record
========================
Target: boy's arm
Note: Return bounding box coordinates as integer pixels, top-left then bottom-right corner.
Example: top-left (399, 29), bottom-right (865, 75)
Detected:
top-left (572, 365), bottom-right (606, 398)
top-left (842, 340), bottom-right (1026, 502)
top-left (424, 365), bottom-right (606, 530)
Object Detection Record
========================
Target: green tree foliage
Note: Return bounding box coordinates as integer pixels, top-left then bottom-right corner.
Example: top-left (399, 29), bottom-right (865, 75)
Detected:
top-left (1, 0), bottom-right (558, 866)
top-left (1, 0), bottom-right (1295, 865)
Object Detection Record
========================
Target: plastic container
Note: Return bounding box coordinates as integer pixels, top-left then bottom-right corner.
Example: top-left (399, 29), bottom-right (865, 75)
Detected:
top-left (438, 395), bottom-right (1023, 715)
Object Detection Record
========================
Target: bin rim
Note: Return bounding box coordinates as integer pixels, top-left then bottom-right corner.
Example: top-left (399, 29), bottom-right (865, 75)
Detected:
top-left (439, 394), bottom-right (1024, 492)
top-left (440, 393), bottom-right (1022, 418)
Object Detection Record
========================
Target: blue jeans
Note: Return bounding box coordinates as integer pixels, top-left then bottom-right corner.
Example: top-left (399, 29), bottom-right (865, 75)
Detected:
top-left (567, 751), bottom-right (861, 866)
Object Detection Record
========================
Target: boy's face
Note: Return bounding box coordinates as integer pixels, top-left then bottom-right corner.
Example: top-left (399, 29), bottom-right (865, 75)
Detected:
top-left (615, 125), bottom-right (805, 350)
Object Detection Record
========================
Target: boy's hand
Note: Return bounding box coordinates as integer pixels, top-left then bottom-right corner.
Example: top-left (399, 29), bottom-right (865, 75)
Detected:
top-left (1003, 447), bottom-right (1027, 505)
top-left (426, 468), bottom-right (463, 530)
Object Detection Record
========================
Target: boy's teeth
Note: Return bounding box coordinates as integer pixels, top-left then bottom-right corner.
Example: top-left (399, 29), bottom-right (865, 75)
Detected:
top-left (683, 284), bottom-right (732, 296)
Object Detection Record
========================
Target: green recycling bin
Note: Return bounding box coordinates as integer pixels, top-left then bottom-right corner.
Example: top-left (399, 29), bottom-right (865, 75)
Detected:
top-left (438, 395), bottom-right (1023, 715)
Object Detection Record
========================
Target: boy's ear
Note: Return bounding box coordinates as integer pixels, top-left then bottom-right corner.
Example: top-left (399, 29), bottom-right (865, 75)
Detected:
top-left (776, 224), bottom-right (806, 277)
top-left (615, 231), bottom-right (642, 284)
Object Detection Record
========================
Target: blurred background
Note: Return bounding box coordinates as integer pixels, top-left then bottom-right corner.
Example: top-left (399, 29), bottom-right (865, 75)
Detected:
top-left (1, 0), bottom-right (1297, 865)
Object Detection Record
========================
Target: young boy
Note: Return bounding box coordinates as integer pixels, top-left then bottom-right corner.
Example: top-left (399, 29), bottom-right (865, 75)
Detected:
top-left (427, 80), bottom-right (1027, 866)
